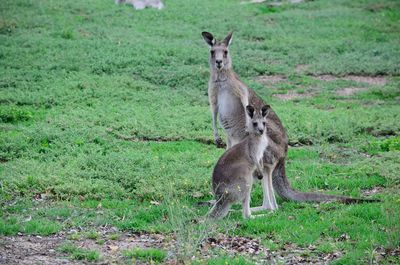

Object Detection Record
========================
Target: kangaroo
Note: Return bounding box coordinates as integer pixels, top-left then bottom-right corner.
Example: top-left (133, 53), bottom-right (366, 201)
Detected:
top-left (202, 31), bottom-right (380, 206)
top-left (209, 105), bottom-right (271, 219)
top-left (115, 0), bottom-right (164, 10)
top-left (202, 31), bottom-right (250, 149)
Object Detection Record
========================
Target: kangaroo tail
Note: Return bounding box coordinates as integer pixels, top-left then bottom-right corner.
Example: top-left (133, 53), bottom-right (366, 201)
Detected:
top-left (208, 197), bottom-right (232, 219)
top-left (272, 160), bottom-right (381, 204)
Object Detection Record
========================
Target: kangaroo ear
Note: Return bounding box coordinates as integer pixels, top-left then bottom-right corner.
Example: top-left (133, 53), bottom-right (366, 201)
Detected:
top-left (261, 105), bottom-right (270, 117)
top-left (246, 105), bottom-right (255, 118)
top-left (223, 31), bottom-right (233, 47)
top-left (202, 32), bottom-right (216, 47)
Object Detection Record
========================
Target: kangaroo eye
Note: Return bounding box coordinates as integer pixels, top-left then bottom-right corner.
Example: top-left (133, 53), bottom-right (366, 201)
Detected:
top-left (210, 50), bottom-right (215, 57)
top-left (223, 50), bottom-right (228, 57)
top-left (253, 122), bottom-right (257, 127)
top-left (263, 122), bottom-right (266, 126)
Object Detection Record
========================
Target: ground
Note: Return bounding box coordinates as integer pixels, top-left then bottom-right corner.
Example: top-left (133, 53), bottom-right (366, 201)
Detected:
top-left (0, 0), bottom-right (400, 264)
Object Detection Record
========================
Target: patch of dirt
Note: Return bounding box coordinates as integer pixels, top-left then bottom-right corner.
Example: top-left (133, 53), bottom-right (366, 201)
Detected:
top-left (106, 128), bottom-right (224, 148)
top-left (344, 76), bottom-right (387, 86)
top-left (78, 232), bottom-right (171, 264)
top-left (362, 186), bottom-right (385, 196)
top-left (365, 2), bottom-right (399, 12)
top-left (273, 91), bottom-right (315, 101)
top-left (363, 127), bottom-right (398, 137)
top-left (373, 246), bottom-right (400, 264)
top-left (295, 64), bottom-right (309, 74)
top-left (202, 235), bottom-right (342, 264)
top-left (288, 138), bottom-right (314, 147)
top-left (336, 87), bottom-right (369, 96)
top-left (0, 234), bottom-right (73, 265)
top-left (313, 75), bottom-right (387, 86)
top-left (256, 75), bottom-right (287, 84)
top-left (0, 228), bottom-right (343, 264)
top-left (201, 235), bottom-right (266, 260)
top-left (0, 228), bottom-right (171, 265)
top-left (313, 75), bottom-right (340, 82)
top-left (272, 243), bottom-right (342, 265)
top-left (240, 0), bottom-right (268, 3)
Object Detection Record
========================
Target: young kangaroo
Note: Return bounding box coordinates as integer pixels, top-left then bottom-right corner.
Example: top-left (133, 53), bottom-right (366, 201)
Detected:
top-left (209, 105), bottom-right (270, 219)
top-left (202, 31), bottom-right (380, 206)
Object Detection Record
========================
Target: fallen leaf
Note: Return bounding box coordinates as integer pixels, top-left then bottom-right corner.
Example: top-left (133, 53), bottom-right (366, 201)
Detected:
top-left (108, 245), bottom-right (119, 251)
top-left (192, 192), bottom-right (204, 198)
top-left (338, 233), bottom-right (350, 241)
top-left (150, 200), bottom-right (160, 205)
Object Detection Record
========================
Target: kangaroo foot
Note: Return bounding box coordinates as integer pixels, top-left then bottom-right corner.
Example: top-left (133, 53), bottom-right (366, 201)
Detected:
top-left (250, 205), bottom-right (275, 212)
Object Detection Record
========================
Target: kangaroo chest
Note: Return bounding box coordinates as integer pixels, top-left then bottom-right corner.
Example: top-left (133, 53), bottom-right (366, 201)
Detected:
top-left (217, 85), bottom-right (243, 128)
top-left (255, 135), bottom-right (268, 161)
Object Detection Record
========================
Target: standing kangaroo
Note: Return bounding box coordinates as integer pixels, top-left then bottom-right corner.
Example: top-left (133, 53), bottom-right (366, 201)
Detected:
top-left (210, 105), bottom-right (271, 219)
top-left (202, 31), bottom-right (379, 206)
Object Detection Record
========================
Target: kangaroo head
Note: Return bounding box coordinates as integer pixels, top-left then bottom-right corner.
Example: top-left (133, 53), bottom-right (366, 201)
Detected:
top-left (245, 105), bottom-right (270, 135)
top-left (202, 31), bottom-right (233, 71)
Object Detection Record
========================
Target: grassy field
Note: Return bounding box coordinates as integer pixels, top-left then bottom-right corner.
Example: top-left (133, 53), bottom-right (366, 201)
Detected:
top-left (1, 0), bottom-right (400, 264)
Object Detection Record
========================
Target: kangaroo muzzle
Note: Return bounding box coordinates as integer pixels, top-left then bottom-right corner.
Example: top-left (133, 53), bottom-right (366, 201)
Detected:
top-left (216, 60), bottom-right (223, 69)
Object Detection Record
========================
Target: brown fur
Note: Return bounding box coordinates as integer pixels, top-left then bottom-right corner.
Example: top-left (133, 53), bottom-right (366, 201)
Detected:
top-left (210, 105), bottom-right (270, 219)
top-left (203, 31), bottom-right (380, 205)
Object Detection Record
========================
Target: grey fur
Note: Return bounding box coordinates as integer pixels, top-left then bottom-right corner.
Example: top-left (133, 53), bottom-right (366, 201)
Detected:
top-left (203, 31), bottom-right (380, 205)
top-left (115, 0), bottom-right (164, 10)
top-left (209, 105), bottom-right (270, 219)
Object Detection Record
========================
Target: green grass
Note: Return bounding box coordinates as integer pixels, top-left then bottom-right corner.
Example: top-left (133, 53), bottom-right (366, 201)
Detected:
top-left (58, 243), bottom-right (100, 261)
top-left (123, 248), bottom-right (167, 263)
top-left (0, 215), bottom-right (61, 236)
top-left (85, 230), bottom-right (99, 240)
top-left (1, 0), bottom-right (399, 264)
top-left (195, 256), bottom-right (254, 265)
top-left (108, 233), bottom-right (120, 240)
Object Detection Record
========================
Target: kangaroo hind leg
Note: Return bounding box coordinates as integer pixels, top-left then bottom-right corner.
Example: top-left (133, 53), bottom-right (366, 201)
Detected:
top-left (242, 189), bottom-right (252, 218)
top-left (267, 168), bottom-right (278, 210)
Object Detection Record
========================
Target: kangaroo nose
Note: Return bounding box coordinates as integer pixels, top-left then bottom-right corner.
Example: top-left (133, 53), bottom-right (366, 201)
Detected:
top-left (216, 60), bottom-right (222, 65)
top-left (259, 129), bottom-right (264, 134)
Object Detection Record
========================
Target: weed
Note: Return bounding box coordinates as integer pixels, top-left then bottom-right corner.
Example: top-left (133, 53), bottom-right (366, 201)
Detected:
top-left (85, 230), bottom-right (99, 240)
top-left (58, 243), bottom-right (100, 261)
top-left (67, 233), bottom-right (81, 241)
top-left (0, 106), bottom-right (33, 123)
top-left (123, 248), bottom-right (166, 263)
top-left (365, 136), bottom-right (400, 154)
top-left (96, 239), bottom-right (105, 245)
top-left (108, 233), bottom-right (120, 240)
